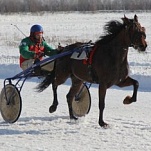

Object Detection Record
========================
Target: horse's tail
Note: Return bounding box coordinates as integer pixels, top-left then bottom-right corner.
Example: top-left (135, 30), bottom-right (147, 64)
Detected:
top-left (36, 74), bottom-right (54, 92)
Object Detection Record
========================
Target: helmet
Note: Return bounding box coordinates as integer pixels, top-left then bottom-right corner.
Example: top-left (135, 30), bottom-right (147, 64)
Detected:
top-left (30, 24), bottom-right (43, 33)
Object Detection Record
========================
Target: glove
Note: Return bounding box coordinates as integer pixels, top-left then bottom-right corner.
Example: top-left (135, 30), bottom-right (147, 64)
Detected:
top-left (57, 45), bottom-right (64, 52)
top-left (34, 51), bottom-right (44, 59)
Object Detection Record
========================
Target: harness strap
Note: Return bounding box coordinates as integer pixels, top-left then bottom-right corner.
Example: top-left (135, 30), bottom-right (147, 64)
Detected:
top-left (83, 46), bottom-right (97, 65)
top-left (82, 46), bottom-right (98, 83)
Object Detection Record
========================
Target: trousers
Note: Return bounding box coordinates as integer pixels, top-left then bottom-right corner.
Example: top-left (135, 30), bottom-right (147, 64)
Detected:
top-left (20, 59), bottom-right (54, 71)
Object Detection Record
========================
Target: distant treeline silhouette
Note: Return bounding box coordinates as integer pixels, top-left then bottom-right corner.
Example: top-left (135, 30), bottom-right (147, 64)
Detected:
top-left (0, 0), bottom-right (151, 13)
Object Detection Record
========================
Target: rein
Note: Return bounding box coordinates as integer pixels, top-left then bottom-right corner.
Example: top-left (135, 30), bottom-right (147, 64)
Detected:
top-left (125, 23), bottom-right (136, 47)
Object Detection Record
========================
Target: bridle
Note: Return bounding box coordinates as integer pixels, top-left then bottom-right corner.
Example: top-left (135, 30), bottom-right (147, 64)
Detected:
top-left (126, 21), bottom-right (146, 48)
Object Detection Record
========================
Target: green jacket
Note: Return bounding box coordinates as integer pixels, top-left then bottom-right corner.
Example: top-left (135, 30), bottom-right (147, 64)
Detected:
top-left (19, 37), bottom-right (58, 65)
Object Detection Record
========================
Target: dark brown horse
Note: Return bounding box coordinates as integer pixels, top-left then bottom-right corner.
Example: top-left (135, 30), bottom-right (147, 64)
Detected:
top-left (37, 15), bottom-right (147, 128)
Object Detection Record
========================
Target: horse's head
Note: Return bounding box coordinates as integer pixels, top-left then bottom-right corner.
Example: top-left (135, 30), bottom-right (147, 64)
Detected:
top-left (122, 15), bottom-right (147, 52)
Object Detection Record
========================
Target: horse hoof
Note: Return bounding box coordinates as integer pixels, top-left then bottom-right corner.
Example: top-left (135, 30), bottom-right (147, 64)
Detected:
top-left (49, 105), bottom-right (57, 113)
top-left (123, 96), bottom-right (132, 104)
top-left (102, 124), bottom-right (109, 129)
top-left (70, 116), bottom-right (78, 120)
top-left (99, 121), bottom-right (109, 128)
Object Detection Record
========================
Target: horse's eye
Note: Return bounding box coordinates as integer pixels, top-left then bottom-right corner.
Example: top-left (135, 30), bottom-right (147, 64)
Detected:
top-left (141, 32), bottom-right (146, 38)
top-left (143, 34), bottom-right (146, 39)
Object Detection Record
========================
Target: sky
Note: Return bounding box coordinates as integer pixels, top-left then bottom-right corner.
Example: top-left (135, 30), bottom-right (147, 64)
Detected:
top-left (0, 11), bottom-right (151, 151)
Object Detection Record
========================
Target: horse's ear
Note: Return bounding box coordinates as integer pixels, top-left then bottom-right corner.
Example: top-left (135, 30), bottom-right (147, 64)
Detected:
top-left (121, 14), bottom-right (127, 20)
top-left (134, 14), bottom-right (138, 22)
top-left (121, 15), bottom-right (129, 25)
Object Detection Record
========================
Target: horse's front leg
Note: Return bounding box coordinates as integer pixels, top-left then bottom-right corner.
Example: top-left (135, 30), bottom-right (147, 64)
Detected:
top-left (49, 83), bottom-right (58, 113)
top-left (98, 84), bottom-right (108, 127)
top-left (117, 76), bottom-right (139, 104)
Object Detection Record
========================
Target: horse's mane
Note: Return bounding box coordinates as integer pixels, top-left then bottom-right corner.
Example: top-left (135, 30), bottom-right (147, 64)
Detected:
top-left (62, 42), bottom-right (86, 53)
top-left (95, 20), bottom-right (125, 45)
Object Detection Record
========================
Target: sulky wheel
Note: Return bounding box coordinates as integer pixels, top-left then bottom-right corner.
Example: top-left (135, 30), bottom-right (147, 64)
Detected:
top-left (0, 84), bottom-right (22, 123)
top-left (72, 83), bottom-right (91, 117)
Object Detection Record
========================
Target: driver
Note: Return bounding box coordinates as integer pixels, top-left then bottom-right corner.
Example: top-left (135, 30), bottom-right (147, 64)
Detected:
top-left (19, 24), bottom-right (59, 74)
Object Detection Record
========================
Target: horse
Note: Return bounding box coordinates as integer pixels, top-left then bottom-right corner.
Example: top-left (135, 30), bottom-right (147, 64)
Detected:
top-left (37, 15), bottom-right (147, 128)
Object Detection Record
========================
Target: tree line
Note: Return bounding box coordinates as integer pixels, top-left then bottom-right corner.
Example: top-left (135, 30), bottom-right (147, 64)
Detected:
top-left (0, 0), bottom-right (151, 13)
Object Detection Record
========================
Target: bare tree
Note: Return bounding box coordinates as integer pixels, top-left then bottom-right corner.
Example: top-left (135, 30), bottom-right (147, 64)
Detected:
top-left (0, 0), bottom-right (150, 13)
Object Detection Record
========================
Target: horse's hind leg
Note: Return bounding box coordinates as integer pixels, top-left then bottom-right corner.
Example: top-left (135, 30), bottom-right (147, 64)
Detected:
top-left (49, 83), bottom-right (58, 113)
top-left (116, 76), bottom-right (139, 104)
top-left (49, 63), bottom-right (70, 113)
top-left (66, 75), bottom-right (83, 120)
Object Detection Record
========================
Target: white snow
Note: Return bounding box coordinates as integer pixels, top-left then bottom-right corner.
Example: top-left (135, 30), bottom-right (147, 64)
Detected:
top-left (0, 11), bottom-right (151, 151)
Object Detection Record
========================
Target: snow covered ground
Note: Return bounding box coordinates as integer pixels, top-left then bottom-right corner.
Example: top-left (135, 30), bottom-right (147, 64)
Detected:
top-left (0, 11), bottom-right (151, 151)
